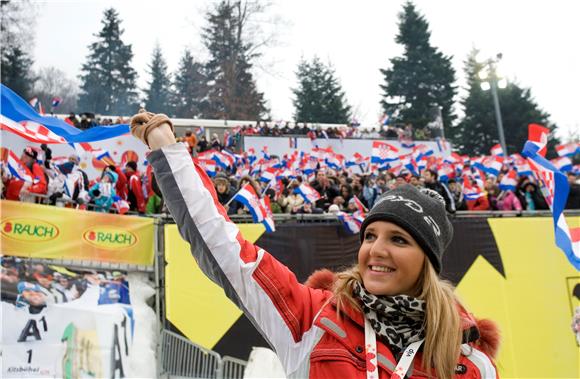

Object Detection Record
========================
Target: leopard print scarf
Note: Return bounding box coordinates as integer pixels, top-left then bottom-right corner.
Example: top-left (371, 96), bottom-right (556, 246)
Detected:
top-left (352, 280), bottom-right (426, 354)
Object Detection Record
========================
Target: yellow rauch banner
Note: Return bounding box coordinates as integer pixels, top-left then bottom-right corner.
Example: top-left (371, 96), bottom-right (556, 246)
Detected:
top-left (0, 200), bottom-right (154, 265)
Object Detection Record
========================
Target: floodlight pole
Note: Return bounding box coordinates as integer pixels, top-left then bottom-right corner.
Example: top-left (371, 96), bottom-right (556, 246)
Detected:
top-left (488, 60), bottom-right (508, 156)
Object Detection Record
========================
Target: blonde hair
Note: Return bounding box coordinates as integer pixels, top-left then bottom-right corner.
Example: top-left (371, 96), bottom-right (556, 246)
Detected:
top-left (334, 260), bottom-right (462, 379)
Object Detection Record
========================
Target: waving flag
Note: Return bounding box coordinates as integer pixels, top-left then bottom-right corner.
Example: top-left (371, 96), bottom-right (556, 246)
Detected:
top-left (112, 195), bottom-right (130, 215)
top-left (462, 176), bottom-right (484, 200)
top-left (2, 84), bottom-right (129, 143)
top-left (212, 151), bottom-right (234, 169)
top-left (371, 141), bottom-right (399, 164)
top-left (499, 169), bottom-right (518, 191)
top-left (435, 137), bottom-right (450, 154)
top-left (481, 156), bottom-right (504, 176)
top-left (6, 150), bottom-right (34, 182)
top-left (490, 143), bottom-right (504, 157)
top-left (527, 123), bottom-right (549, 157)
top-left (337, 211), bottom-right (362, 234)
top-left (260, 196), bottom-right (276, 232)
top-left (556, 142), bottom-right (579, 158)
top-left (260, 167), bottom-right (278, 183)
top-left (412, 144), bottom-right (434, 161)
top-left (296, 183), bottom-right (321, 204)
top-left (352, 196), bottom-right (367, 215)
top-left (522, 128), bottom-right (580, 270)
top-left (51, 97), bottom-right (62, 108)
top-left (325, 154), bottom-right (344, 170)
top-left (232, 183), bottom-right (267, 223)
top-left (551, 156), bottom-right (573, 172)
top-left (1, 116), bottom-right (67, 144)
top-left (195, 158), bottom-right (217, 177)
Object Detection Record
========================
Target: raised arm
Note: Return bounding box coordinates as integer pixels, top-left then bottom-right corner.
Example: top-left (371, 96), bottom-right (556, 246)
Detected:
top-left (131, 112), bottom-right (329, 375)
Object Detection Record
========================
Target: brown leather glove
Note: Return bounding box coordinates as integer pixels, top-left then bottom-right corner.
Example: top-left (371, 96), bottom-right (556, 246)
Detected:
top-left (130, 109), bottom-right (174, 146)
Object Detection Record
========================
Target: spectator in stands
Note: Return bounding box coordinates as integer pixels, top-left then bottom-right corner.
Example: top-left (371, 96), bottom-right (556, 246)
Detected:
top-left (361, 176), bottom-right (379, 208)
top-left (278, 180), bottom-right (304, 213)
top-left (291, 202), bottom-right (323, 215)
top-left (447, 179), bottom-right (466, 211)
top-left (311, 171), bottom-right (339, 210)
top-left (210, 133), bottom-right (222, 151)
top-left (214, 176), bottom-right (237, 215)
top-left (516, 177), bottom-right (548, 211)
top-left (4, 147), bottom-right (48, 202)
top-left (181, 129), bottom-right (198, 155)
top-left (88, 169), bottom-right (117, 212)
top-left (409, 175), bottom-right (423, 188)
top-left (197, 136), bottom-right (209, 153)
top-left (124, 161), bottom-right (146, 213)
top-left (339, 184), bottom-right (353, 204)
top-left (394, 174), bottom-right (407, 188)
top-left (465, 180), bottom-right (490, 211)
top-left (146, 173), bottom-right (164, 214)
top-left (489, 184), bottom-right (522, 211)
top-left (566, 172), bottom-right (580, 209)
top-left (332, 196), bottom-right (347, 211)
top-left (422, 169), bottom-right (454, 213)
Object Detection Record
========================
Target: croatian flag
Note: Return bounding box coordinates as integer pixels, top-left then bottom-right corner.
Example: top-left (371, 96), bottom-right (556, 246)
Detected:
top-left (499, 169), bottom-right (518, 191)
top-left (352, 196), bottom-right (367, 216)
top-left (436, 137), bottom-right (450, 154)
top-left (522, 128), bottom-right (580, 270)
top-left (51, 97), bottom-right (62, 108)
top-left (7, 150), bottom-right (34, 182)
top-left (296, 183), bottom-right (321, 204)
top-left (260, 196), bottom-right (276, 232)
top-left (112, 195), bottom-right (130, 215)
top-left (413, 144), bottom-right (434, 161)
top-left (260, 167), bottom-right (278, 183)
top-left (482, 156), bottom-right (504, 176)
top-left (371, 141), bottom-right (399, 164)
top-left (400, 154), bottom-right (419, 176)
top-left (232, 183), bottom-right (267, 223)
top-left (337, 211), bottom-right (362, 234)
top-left (462, 176), bottom-right (484, 200)
top-left (528, 123), bottom-right (549, 157)
top-left (437, 163), bottom-right (454, 183)
top-left (213, 151), bottom-right (234, 169)
top-left (490, 143), bottom-right (504, 157)
top-left (556, 143), bottom-right (579, 158)
top-left (379, 114), bottom-right (390, 126)
top-left (195, 158), bottom-right (217, 177)
top-left (325, 154), bottom-right (344, 170)
top-left (551, 157), bottom-right (573, 172)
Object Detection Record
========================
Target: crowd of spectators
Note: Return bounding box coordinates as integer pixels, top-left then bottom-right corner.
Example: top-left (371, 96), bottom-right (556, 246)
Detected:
top-left (2, 142), bottom-right (579, 219)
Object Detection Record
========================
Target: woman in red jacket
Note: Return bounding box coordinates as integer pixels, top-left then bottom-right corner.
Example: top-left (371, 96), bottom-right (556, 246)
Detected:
top-left (130, 111), bottom-right (499, 379)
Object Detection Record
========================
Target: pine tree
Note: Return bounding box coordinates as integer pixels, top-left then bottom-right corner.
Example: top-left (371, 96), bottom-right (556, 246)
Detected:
top-left (1, 0), bottom-right (36, 99)
top-left (1, 46), bottom-right (36, 99)
top-left (292, 57), bottom-right (351, 124)
top-left (78, 8), bottom-right (138, 115)
top-left (170, 49), bottom-right (208, 118)
top-left (202, 0), bottom-right (268, 120)
top-left (379, 1), bottom-right (456, 134)
top-left (454, 49), bottom-right (558, 156)
top-left (144, 45), bottom-right (171, 114)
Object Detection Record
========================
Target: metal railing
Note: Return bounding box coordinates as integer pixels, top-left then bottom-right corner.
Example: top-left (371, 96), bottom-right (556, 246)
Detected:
top-left (219, 356), bottom-right (247, 379)
top-left (159, 330), bottom-right (247, 379)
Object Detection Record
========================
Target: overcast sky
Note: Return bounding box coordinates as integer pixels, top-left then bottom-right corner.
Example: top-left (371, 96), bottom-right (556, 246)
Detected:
top-left (32, 0), bottom-right (579, 139)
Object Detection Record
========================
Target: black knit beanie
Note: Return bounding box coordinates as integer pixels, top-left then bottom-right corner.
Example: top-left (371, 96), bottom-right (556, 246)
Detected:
top-left (359, 184), bottom-right (453, 273)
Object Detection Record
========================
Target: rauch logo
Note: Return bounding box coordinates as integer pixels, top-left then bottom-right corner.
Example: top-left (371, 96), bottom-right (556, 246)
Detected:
top-left (1, 218), bottom-right (59, 242)
top-left (83, 227), bottom-right (138, 249)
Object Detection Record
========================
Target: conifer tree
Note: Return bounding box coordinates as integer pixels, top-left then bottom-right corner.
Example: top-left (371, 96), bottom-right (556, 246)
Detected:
top-left (78, 8), bottom-right (138, 115)
top-left (170, 49), bottom-right (208, 118)
top-left (379, 1), bottom-right (456, 134)
top-left (144, 45), bottom-right (171, 114)
top-left (293, 57), bottom-right (351, 124)
top-left (202, 0), bottom-right (268, 120)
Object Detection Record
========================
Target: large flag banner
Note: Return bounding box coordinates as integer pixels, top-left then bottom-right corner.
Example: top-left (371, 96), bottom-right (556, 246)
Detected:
top-left (1, 257), bottom-right (133, 378)
top-left (0, 201), bottom-right (154, 265)
top-left (522, 126), bottom-right (580, 270)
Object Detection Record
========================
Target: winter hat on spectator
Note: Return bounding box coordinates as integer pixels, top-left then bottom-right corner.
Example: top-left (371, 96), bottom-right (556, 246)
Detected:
top-left (359, 184), bottom-right (453, 273)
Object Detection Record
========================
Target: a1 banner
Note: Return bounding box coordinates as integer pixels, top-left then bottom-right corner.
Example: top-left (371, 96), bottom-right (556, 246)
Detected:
top-left (1, 256), bottom-right (134, 378)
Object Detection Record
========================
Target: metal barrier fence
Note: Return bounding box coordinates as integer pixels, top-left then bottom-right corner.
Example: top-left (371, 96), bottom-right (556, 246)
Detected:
top-left (159, 330), bottom-right (247, 379)
top-left (220, 356), bottom-right (248, 379)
